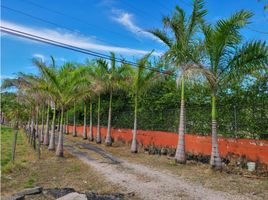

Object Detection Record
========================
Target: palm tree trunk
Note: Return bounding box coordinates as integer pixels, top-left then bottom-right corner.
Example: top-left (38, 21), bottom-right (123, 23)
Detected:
top-left (66, 111), bottom-right (69, 134)
top-left (88, 98), bottom-right (93, 141)
top-left (210, 91), bottom-right (222, 170)
top-left (30, 111), bottom-right (35, 146)
top-left (40, 105), bottom-right (45, 143)
top-left (73, 102), bottom-right (77, 137)
top-left (83, 102), bottom-right (87, 139)
top-left (48, 103), bottom-right (56, 151)
top-left (63, 115), bottom-right (66, 134)
top-left (36, 106), bottom-right (41, 159)
top-left (96, 95), bottom-right (101, 144)
top-left (175, 77), bottom-right (186, 164)
top-left (26, 116), bottom-right (31, 137)
top-left (56, 106), bottom-right (64, 157)
top-left (58, 112), bottom-right (61, 132)
top-left (44, 103), bottom-right (50, 146)
top-left (26, 117), bottom-right (30, 133)
top-left (131, 94), bottom-right (138, 153)
top-left (105, 91), bottom-right (113, 146)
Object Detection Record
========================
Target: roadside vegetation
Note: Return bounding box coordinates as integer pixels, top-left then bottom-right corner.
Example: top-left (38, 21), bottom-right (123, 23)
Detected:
top-left (1, 126), bottom-right (32, 173)
top-left (1, 127), bottom-right (123, 198)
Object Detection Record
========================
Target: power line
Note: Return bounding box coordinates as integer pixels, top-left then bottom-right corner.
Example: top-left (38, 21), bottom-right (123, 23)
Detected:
top-left (20, 0), bottom-right (142, 43)
top-left (1, 26), bottom-right (135, 64)
top-left (1, 5), bottom-right (129, 48)
top-left (152, 0), bottom-right (268, 35)
top-left (1, 26), bottom-right (172, 75)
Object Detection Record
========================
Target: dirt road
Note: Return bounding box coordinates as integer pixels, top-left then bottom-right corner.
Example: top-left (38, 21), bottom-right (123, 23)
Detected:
top-left (62, 138), bottom-right (261, 200)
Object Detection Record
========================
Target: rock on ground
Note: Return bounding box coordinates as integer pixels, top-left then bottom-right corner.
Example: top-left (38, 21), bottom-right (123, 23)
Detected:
top-left (56, 192), bottom-right (87, 200)
top-left (86, 192), bottom-right (124, 200)
top-left (2, 195), bottom-right (25, 200)
top-left (16, 187), bottom-right (42, 196)
top-left (43, 188), bottom-right (76, 199)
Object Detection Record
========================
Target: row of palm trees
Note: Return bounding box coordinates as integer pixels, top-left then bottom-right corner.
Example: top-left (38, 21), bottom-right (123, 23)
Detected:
top-left (2, 0), bottom-right (268, 170)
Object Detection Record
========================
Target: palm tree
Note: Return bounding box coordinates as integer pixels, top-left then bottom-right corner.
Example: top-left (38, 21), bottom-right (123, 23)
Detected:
top-left (127, 53), bottom-right (162, 153)
top-left (72, 101), bottom-right (77, 137)
top-left (89, 62), bottom-right (106, 144)
top-left (40, 105), bottom-right (45, 143)
top-left (149, 0), bottom-right (207, 163)
top-left (88, 97), bottom-right (94, 141)
top-left (33, 58), bottom-right (58, 151)
top-left (36, 61), bottom-right (89, 156)
top-left (96, 95), bottom-right (102, 143)
top-left (82, 100), bottom-right (87, 139)
top-left (201, 10), bottom-right (268, 169)
top-left (74, 62), bottom-right (100, 141)
top-left (44, 101), bottom-right (50, 145)
top-left (96, 53), bottom-right (130, 146)
top-left (65, 111), bottom-right (69, 134)
top-left (48, 101), bottom-right (57, 151)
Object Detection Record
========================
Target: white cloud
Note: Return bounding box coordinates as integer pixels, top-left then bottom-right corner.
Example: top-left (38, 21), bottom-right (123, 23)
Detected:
top-left (33, 53), bottom-right (45, 62)
top-left (0, 75), bottom-right (14, 80)
top-left (1, 20), bottom-right (162, 56)
top-left (111, 9), bottom-right (163, 44)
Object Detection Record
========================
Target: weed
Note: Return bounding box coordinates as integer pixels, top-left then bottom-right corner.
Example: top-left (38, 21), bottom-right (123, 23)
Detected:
top-left (24, 177), bottom-right (35, 188)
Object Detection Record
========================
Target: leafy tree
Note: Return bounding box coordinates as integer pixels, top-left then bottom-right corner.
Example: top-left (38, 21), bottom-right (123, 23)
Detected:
top-left (35, 60), bottom-right (88, 156)
top-left (127, 53), bottom-right (162, 153)
top-left (149, 0), bottom-right (207, 163)
top-left (201, 10), bottom-right (268, 169)
top-left (96, 53), bottom-right (130, 146)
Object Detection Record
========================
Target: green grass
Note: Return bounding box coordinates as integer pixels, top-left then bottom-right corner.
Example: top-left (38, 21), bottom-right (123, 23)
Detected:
top-left (1, 126), bottom-right (30, 172)
top-left (24, 177), bottom-right (35, 188)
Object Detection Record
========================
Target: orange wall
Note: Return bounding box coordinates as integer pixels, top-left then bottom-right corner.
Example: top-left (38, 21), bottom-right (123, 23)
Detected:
top-left (67, 125), bottom-right (268, 165)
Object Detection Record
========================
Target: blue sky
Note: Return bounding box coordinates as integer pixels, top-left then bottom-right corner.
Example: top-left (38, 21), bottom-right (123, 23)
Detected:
top-left (1, 0), bottom-right (268, 81)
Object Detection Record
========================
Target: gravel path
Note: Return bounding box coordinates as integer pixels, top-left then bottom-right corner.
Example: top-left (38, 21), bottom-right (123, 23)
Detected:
top-left (64, 139), bottom-right (260, 200)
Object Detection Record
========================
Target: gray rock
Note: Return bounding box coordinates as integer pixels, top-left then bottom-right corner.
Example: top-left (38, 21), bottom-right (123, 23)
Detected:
top-left (57, 192), bottom-right (87, 200)
top-left (43, 188), bottom-right (76, 198)
top-left (16, 187), bottom-right (42, 196)
top-left (2, 195), bottom-right (25, 200)
top-left (85, 192), bottom-right (124, 200)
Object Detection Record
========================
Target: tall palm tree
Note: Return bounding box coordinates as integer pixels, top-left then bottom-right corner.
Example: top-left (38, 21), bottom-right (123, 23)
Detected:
top-left (40, 105), bottom-right (45, 143)
top-left (127, 53), bottom-right (162, 153)
top-left (96, 94), bottom-right (102, 143)
top-left (82, 100), bottom-right (87, 139)
top-left (33, 58), bottom-right (59, 151)
top-left (44, 101), bottom-right (50, 145)
top-left (65, 111), bottom-right (69, 134)
top-left (79, 64), bottom-right (97, 142)
top-left (74, 62), bottom-right (100, 141)
top-left (72, 101), bottom-right (77, 137)
top-left (48, 101), bottom-right (57, 151)
top-left (201, 10), bottom-right (268, 169)
top-left (89, 62), bottom-right (106, 144)
top-left (88, 97), bottom-right (94, 141)
top-left (149, 0), bottom-right (207, 163)
top-left (36, 61), bottom-right (89, 156)
top-left (96, 53), bottom-right (130, 146)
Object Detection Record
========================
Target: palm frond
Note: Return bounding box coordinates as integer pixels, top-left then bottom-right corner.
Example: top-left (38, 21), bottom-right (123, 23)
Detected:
top-left (187, 0), bottom-right (207, 38)
top-left (224, 40), bottom-right (268, 82)
top-left (147, 29), bottom-right (173, 47)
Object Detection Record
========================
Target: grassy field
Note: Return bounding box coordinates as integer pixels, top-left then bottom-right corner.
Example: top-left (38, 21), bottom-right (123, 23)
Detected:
top-left (1, 127), bottom-right (122, 198)
top-left (1, 126), bottom-right (33, 172)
